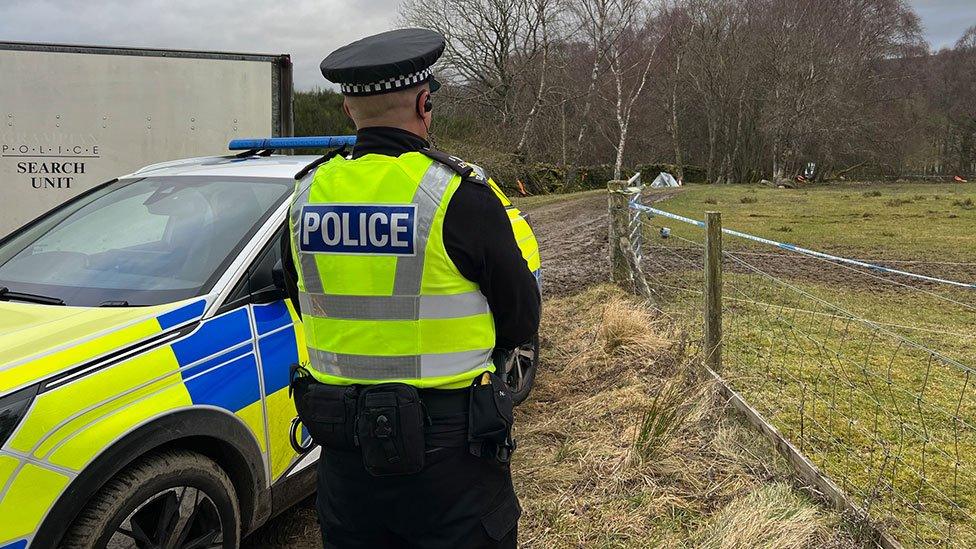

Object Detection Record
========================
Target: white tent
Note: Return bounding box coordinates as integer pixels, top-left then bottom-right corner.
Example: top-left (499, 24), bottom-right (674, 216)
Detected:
top-left (651, 172), bottom-right (681, 188)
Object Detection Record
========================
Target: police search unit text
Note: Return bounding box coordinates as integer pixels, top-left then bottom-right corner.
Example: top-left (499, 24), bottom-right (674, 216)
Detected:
top-left (4, 143), bottom-right (100, 190)
top-left (16, 160), bottom-right (87, 189)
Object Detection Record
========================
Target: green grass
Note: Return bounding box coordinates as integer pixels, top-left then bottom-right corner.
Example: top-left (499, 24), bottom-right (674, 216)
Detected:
top-left (656, 182), bottom-right (976, 261)
top-left (636, 181), bottom-right (976, 547)
top-left (645, 268), bottom-right (976, 546)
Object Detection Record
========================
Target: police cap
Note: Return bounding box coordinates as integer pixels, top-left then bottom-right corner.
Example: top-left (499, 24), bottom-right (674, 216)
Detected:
top-left (321, 28), bottom-right (445, 96)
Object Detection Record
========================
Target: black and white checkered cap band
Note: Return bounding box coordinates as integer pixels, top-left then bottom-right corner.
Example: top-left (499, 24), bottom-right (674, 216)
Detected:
top-left (341, 67), bottom-right (433, 95)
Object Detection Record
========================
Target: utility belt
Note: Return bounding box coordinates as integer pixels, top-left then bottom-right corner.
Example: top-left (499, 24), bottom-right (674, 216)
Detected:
top-left (290, 365), bottom-right (515, 477)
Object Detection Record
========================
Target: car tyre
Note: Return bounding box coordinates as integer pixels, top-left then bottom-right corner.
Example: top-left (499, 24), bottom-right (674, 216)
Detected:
top-left (61, 449), bottom-right (240, 549)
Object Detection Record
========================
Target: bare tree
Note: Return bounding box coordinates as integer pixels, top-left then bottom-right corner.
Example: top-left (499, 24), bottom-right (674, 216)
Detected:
top-left (603, 17), bottom-right (664, 179)
top-left (566, 0), bottom-right (647, 156)
top-left (513, 0), bottom-right (563, 161)
top-left (655, 1), bottom-right (693, 181)
top-left (396, 0), bottom-right (936, 188)
top-left (943, 26), bottom-right (976, 176)
top-left (401, 0), bottom-right (560, 130)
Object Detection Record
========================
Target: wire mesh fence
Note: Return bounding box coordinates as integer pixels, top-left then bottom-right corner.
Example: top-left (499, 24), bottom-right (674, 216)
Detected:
top-left (623, 185), bottom-right (976, 547)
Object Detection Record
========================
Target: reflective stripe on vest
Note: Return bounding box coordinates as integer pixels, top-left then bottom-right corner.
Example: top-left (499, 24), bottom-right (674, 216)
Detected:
top-left (290, 174), bottom-right (325, 295)
top-left (290, 155), bottom-right (495, 385)
top-left (298, 290), bottom-right (489, 321)
top-left (309, 348), bottom-right (492, 380)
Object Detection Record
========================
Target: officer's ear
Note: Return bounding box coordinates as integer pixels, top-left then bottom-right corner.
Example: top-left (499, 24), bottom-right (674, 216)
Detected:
top-left (415, 89), bottom-right (432, 119)
top-left (342, 99), bottom-right (353, 121)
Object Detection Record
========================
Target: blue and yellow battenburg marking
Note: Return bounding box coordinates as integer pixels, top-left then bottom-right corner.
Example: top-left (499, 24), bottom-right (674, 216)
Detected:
top-left (0, 297), bottom-right (305, 547)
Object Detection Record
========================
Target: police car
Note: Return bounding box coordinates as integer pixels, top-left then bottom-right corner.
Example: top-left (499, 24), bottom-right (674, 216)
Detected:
top-left (0, 137), bottom-right (540, 549)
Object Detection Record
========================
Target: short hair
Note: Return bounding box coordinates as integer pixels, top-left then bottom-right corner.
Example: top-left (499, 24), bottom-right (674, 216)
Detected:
top-left (344, 85), bottom-right (424, 123)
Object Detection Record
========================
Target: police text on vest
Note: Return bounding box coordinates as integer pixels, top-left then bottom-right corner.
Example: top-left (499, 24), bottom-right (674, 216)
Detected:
top-left (300, 204), bottom-right (417, 256)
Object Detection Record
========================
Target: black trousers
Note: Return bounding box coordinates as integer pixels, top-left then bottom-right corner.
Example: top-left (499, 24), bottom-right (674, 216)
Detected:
top-left (316, 445), bottom-right (520, 548)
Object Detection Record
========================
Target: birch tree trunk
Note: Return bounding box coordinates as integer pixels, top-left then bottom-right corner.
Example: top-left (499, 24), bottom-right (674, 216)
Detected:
top-left (669, 53), bottom-right (684, 181)
top-left (706, 113), bottom-right (717, 183)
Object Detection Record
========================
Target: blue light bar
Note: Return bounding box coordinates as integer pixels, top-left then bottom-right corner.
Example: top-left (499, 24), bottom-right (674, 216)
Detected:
top-left (228, 136), bottom-right (357, 151)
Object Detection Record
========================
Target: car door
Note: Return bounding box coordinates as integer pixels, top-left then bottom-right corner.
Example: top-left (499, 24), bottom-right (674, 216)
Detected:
top-left (222, 225), bottom-right (312, 486)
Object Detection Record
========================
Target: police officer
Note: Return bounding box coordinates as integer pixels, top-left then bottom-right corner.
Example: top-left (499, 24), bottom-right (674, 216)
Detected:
top-left (282, 28), bottom-right (541, 548)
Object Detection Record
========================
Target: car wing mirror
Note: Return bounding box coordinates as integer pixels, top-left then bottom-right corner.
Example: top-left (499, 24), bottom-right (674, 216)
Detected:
top-left (272, 258), bottom-right (286, 292)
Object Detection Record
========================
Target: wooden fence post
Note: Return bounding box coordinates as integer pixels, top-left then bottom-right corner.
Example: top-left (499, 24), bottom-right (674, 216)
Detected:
top-left (608, 180), bottom-right (631, 285)
top-left (704, 211), bottom-right (723, 372)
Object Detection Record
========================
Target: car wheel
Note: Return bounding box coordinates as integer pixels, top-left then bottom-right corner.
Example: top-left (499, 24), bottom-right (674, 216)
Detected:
top-left (507, 335), bottom-right (538, 406)
top-left (61, 449), bottom-right (240, 549)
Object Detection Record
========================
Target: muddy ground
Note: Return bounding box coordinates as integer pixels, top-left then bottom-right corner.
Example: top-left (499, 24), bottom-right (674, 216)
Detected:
top-left (242, 191), bottom-right (616, 547)
top-left (524, 191), bottom-right (609, 297)
top-left (525, 188), bottom-right (682, 297)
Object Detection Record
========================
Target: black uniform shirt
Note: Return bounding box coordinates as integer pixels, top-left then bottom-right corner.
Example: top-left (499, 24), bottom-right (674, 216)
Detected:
top-left (282, 126), bottom-right (541, 350)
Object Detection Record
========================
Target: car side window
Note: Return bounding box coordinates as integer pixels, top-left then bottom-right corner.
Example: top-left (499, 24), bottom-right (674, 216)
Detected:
top-left (224, 224), bottom-right (286, 308)
top-left (248, 226), bottom-right (284, 296)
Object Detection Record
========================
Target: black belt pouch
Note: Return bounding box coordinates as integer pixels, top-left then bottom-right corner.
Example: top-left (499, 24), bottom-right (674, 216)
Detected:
top-left (356, 384), bottom-right (425, 476)
top-left (292, 375), bottom-right (358, 451)
top-left (468, 372), bottom-right (515, 459)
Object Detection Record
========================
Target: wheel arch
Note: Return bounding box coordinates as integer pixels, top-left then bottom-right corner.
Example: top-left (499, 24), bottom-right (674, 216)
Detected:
top-left (32, 407), bottom-right (269, 548)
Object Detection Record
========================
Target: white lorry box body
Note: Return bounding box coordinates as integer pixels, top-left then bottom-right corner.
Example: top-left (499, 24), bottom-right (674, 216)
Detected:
top-left (0, 42), bottom-right (293, 236)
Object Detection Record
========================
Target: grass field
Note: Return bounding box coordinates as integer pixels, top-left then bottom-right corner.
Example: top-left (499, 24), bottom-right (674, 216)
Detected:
top-left (632, 181), bottom-right (976, 547)
top-left (657, 181), bottom-right (976, 262)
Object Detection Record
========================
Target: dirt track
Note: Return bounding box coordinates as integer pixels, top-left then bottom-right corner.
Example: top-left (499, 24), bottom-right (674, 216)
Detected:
top-left (527, 191), bottom-right (609, 297)
top-left (526, 188), bottom-right (681, 297)
top-left (242, 191), bottom-right (616, 547)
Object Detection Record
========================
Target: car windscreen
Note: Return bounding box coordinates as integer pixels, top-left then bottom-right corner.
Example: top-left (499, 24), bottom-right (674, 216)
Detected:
top-left (0, 176), bottom-right (292, 307)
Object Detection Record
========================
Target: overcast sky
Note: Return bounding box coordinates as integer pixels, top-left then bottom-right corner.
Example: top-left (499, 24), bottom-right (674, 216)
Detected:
top-left (0, 0), bottom-right (973, 90)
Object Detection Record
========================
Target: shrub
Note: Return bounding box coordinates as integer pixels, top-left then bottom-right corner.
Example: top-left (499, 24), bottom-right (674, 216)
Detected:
top-left (704, 197), bottom-right (718, 205)
top-left (526, 163), bottom-right (566, 194)
top-left (740, 196), bottom-right (759, 204)
top-left (506, 163), bottom-right (623, 194)
top-left (683, 165), bottom-right (708, 183)
top-left (863, 190), bottom-right (882, 198)
top-left (575, 164), bottom-right (618, 190)
top-left (952, 198), bottom-right (975, 210)
top-left (774, 226), bottom-right (793, 232)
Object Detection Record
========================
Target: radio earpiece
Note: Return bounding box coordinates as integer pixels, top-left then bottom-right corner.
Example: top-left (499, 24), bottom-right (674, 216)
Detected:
top-left (416, 90), bottom-right (432, 117)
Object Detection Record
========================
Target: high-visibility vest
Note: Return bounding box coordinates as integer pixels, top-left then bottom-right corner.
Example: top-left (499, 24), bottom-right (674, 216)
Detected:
top-left (289, 150), bottom-right (497, 389)
top-left (477, 167), bottom-right (542, 275)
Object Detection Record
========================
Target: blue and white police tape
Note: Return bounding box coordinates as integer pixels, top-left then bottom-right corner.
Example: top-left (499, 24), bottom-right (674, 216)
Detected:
top-left (628, 198), bottom-right (976, 290)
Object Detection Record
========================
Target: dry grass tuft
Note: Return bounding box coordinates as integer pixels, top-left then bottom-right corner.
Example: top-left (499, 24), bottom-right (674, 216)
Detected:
top-left (693, 483), bottom-right (821, 549)
top-left (514, 285), bottom-right (860, 548)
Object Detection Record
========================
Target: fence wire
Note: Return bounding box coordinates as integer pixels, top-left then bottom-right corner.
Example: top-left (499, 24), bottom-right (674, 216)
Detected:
top-left (627, 189), bottom-right (976, 548)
